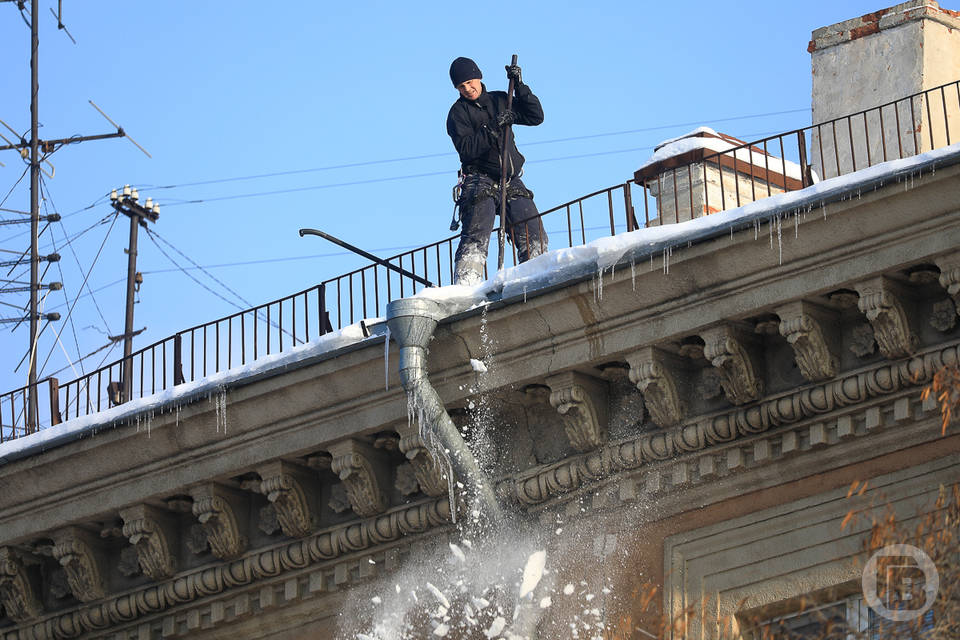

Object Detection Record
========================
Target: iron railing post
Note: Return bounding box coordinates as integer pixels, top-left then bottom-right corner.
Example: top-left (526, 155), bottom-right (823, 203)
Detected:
top-left (48, 377), bottom-right (60, 426)
top-left (798, 130), bottom-right (811, 188)
top-left (173, 334), bottom-right (185, 385)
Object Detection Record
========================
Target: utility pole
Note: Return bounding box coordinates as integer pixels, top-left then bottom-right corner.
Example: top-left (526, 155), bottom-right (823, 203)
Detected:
top-left (27, 0), bottom-right (41, 431)
top-left (1, 2), bottom-right (148, 431)
top-left (110, 185), bottom-right (158, 402)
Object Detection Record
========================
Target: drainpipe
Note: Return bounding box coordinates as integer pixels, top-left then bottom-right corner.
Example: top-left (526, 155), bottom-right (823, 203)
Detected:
top-left (386, 298), bottom-right (502, 524)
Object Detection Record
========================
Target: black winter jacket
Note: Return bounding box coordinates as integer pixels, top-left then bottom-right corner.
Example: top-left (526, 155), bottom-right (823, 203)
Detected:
top-left (446, 82), bottom-right (544, 180)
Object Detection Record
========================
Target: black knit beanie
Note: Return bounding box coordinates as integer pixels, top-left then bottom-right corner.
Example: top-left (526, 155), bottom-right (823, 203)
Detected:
top-left (450, 57), bottom-right (482, 87)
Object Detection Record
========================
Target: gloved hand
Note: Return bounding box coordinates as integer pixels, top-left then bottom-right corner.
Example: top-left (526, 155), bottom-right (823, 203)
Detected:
top-left (505, 64), bottom-right (522, 84)
top-left (496, 109), bottom-right (515, 128)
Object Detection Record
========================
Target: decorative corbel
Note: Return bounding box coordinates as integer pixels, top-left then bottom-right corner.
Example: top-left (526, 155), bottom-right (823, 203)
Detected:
top-left (626, 346), bottom-right (685, 427)
top-left (51, 527), bottom-right (106, 602)
top-left (776, 301), bottom-right (839, 382)
top-left (328, 439), bottom-right (390, 517)
top-left (0, 547), bottom-right (42, 622)
top-left (189, 483), bottom-right (248, 560)
top-left (119, 504), bottom-right (178, 580)
top-left (544, 371), bottom-right (609, 452)
top-left (395, 422), bottom-right (448, 497)
top-left (854, 276), bottom-right (918, 358)
top-left (936, 253), bottom-right (960, 317)
top-left (257, 460), bottom-right (317, 538)
top-left (699, 325), bottom-right (763, 405)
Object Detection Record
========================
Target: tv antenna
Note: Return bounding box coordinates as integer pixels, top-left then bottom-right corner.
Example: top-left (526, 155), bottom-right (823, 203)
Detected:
top-left (0, 0), bottom-right (151, 432)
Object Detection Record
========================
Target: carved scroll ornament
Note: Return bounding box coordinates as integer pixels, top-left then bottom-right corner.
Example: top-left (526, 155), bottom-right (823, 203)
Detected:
top-left (627, 346), bottom-right (685, 427)
top-left (0, 547), bottom-right (41, 622)
top-left (545, 371), bottom-right (609, 452)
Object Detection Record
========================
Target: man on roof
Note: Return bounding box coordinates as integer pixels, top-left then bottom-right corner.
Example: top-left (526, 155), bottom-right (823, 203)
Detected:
top-left (446, 56), bottom-right (548, 286)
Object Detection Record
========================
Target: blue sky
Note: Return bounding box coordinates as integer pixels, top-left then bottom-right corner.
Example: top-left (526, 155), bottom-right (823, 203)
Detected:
top-left (0, 0), bottom-right (895, 395)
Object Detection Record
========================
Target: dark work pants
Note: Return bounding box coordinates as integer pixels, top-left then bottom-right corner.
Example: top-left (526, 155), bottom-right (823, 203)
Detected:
top-left (453, 174), bottom-right (548, 284)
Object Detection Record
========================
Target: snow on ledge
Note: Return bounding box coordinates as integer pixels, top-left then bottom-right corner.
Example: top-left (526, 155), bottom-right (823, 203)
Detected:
top-left (0, 320), bottom-right (384, 464)
top-left (3, 141), bottom-right (959, 463)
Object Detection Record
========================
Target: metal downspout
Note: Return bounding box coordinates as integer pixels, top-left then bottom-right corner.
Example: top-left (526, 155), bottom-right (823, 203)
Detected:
top-left (386, 298), bottom-right (502, 524)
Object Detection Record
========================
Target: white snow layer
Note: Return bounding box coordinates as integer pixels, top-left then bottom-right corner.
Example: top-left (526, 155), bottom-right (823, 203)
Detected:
top-left (636, 126), bottom-right (805, 180)
top-left (3, 142), bottom-right (958, 463)
top-left (0, 319), bottom-right (381, 463)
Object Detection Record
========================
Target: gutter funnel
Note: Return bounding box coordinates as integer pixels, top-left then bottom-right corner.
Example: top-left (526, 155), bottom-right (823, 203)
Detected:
top-left (386, 297), bottom-right (503, 526)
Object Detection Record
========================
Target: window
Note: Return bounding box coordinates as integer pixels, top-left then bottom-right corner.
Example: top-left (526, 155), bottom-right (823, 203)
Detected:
top-left (744, 593), bottom-right (934, 640)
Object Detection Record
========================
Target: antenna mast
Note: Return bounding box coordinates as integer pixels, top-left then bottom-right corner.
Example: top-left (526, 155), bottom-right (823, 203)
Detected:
top-left (0, 1), bottom-right (150, 431)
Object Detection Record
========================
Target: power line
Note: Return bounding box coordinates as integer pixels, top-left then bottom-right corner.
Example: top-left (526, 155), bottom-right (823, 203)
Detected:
top-left (146, 107), bottom-right (807, 194)
top-left (146, 228), bottom-right (253, 308)
top-left (0, 166), bottom-right (30, 210)
top-left (42, 175), bottom-right (112, 334)
top-left (36, 210), bottom-right (119, 377)
top-left (42, 178), bottom-right (100, 376)
top-left (156, 127), bottom-right (788, 209)
top-left (143, 228), bottom-right (248, 313)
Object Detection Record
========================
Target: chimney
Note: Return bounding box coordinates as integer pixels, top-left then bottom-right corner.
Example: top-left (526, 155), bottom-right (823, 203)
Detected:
top-left (633, 128), bottom-right (805, 225)
top-left (809, 1), bottom-right (960, 178)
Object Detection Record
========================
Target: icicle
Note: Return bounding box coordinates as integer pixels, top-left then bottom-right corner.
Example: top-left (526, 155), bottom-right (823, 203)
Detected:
top-left (175, 405), bottom-right (181, 429)
top-left (523, 286), bottom-right (527, 303)
top-left (650, 253), bottom-right (654, 272)
top-left (220, 389), bottom-right (227, 434)
top-left (407, 393), bottom-right (417, 437)
top-left (384, 325), bottom-right (391, 391)
top-left (630, 259), bottom-right (636, 292)
top-left (754, 217), bottom-right (760, 240)
top-left (768, 217), bottom-right (773, 249)
top-left (596, 267), bottom-right (603, 302)
top-left (794, 210), bottom-right (799, 239)
top-left (776, 214), bottom-right (783, 265)
top-left (213, 386), bottom-right (227, 434)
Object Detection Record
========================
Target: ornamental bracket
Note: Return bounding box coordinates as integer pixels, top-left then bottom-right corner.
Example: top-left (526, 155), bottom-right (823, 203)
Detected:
top-left (396, 422), bottom-right (448, 497)
top-left (257, 460), bottom-right (317, 538)
top-left (626, 346), bottom-right (686, 427)
top-left (0, 546), bottom-right (42, 622)
top-left (189, 483), bottom-right (248, 560)
top-left (328, 439), bottom-right (390, 517)
top-left (776, 300), bottom-right (839, 382)
top-left (854, 276), bottom-right (918, 359)
top-left (936, 252), bottom-right (960, 317)
top-left (119, 504), bottom-right (178, 581)
top-left (699, 324), bottom-right (763, 405)
top-left (545, 370), bottom-right (609, 452)
top-left (51, 526), bottom-right (107, 602)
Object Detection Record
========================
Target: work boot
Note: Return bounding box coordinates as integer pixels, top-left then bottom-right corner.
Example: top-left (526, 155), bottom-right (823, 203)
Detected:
top-left (454, 249), bottom-right (486, 286)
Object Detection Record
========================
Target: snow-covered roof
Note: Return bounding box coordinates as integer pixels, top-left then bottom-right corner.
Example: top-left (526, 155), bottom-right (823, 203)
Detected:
top-left (3, 141), bottom-right (960, 464)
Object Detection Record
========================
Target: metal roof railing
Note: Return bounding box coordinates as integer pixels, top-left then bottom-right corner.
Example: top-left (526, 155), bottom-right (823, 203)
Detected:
top-left (3, 78), bottom-right (958, 442)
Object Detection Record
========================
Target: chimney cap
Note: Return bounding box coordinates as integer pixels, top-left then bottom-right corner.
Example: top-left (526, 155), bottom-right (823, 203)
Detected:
top-left (635, 128), bottom-right (746, 182)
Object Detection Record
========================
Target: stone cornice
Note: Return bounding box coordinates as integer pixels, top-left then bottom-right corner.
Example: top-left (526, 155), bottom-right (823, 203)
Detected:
top-left (3, 166), bottom-right (959, 547)
top-left (2, 498), bottom-right (450, 639)
top-left (507, 341), bottom-right (959, 508)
